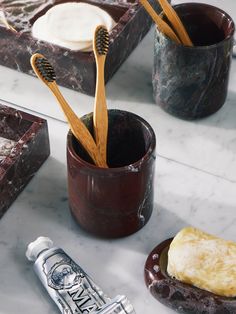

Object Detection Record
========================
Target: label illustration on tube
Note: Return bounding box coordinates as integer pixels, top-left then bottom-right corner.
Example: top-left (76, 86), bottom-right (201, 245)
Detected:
top-left (42, 252), bottom-right (106, 313)
top-left (46, 256), bottom-right (82, 290)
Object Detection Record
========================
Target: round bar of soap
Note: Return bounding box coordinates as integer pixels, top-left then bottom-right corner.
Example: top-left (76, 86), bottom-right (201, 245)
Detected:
top-left (144, 238), bottom-right (236, 313)
top-left (47, 2), bottom-right (114, 42)
top-left (32, 2), bottom-right (116, 51)
top-left (32, 14), bottom-right (92, 51)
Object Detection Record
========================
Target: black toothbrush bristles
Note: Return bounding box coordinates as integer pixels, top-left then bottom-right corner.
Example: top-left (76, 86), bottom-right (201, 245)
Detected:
top-left (35, 57), bottom-right (56, 82)
top-left (96, 26), bottom-right (109, 55)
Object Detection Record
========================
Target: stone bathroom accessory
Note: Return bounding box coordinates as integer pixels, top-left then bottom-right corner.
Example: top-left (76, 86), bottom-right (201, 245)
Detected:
top-left (144, 232), bottom-right (236, 313)
top-left (153, 3), bottom-right (235, 120)
top-left (67, 109), bottom-right (156, 238)
top-left (0, 0), bottom-right (157, 95)
top-left (0, 102), bottom-right (50, 217)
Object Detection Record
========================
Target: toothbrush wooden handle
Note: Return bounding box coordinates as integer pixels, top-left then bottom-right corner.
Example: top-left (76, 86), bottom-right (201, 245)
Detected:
top-left (139, 0), bottom-right (181, 44)
top-left (51, 83), bottom-right (108, 168)
top-left (158, 0), bottom-right (193, 46)
top-left (93, 56), bottom-right (108, 165)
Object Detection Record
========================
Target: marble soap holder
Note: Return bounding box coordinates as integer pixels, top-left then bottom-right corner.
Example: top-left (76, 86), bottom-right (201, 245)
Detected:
top-left (144, 238), bottom-right (236, 313)
top-left (0, 102), bottom-right (50, 218)
top-left (0, 0), bottom-right (159, 95)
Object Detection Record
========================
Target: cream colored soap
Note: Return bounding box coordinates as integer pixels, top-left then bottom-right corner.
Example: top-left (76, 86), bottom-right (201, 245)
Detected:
top-left (47, 3), bottom-right (114, 42)
top-left (32, 2), bottom-right (116, 51)
top-left (167, 227), bottom-right (236, 297)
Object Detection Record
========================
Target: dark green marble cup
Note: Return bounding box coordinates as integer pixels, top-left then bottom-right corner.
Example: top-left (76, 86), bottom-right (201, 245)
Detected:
top-left (153, 3), bottom-right (235, 120)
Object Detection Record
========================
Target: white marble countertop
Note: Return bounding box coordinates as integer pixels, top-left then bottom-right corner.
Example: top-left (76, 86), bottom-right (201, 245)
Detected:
top-left (0, 1), bottom-right (236, 313)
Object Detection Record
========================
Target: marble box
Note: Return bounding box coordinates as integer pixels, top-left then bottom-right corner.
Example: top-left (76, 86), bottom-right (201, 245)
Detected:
top-left (0, 0), bottom-right (158, 95)
top-left (0, 103), bottom-right (50, 218)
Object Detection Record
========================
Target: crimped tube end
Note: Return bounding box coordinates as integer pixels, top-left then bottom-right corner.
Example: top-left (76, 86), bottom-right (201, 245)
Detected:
top-left (97, 295), bottom-right (136, 314)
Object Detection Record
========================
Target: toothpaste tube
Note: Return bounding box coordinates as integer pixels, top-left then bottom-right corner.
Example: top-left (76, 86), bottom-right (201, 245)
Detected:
top-left (26, 237), bottom-right (135, 314)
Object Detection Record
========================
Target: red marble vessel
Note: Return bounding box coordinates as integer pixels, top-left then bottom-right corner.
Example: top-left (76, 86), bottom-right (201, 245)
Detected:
top-left (67, 109), bottom-right (156, 238)
top-left (0, 102), bottom-right (50, 217)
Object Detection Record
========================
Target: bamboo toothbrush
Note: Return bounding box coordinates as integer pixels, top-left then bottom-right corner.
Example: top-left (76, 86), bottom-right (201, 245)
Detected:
top-left (139, 0), bottom-right (181, 44)
top-left (158, 0), bottom-right (193, 46)
top-left (93, 25), bottom-right (109, 166)
top-left (31, 53), bottom-right (107, 168)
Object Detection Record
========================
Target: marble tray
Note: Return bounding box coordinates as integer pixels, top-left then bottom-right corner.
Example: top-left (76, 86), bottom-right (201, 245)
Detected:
top-left (0, 0), bottom-right (158, 95)
top-left (0, 102), bottom-right (50, 218)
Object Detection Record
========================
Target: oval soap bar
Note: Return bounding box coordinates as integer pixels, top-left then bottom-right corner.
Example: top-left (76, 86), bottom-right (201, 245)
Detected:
top-left (144, 236), bottom-right (236, 313)
top-left (168, 227), bottom-right (236, 298)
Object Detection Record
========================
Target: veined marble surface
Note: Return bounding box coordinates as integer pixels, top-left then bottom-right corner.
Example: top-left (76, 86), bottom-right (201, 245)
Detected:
top-left (0, 1), bottom-right (236, 314)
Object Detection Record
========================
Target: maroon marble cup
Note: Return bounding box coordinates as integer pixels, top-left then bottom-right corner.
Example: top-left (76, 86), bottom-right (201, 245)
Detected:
top-left (67, 110), bottom-right (156, 238)
top-left (153, 3), bottom-right (235, 120)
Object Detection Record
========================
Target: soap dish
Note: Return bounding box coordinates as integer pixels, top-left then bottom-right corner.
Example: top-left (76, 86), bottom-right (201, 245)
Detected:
top-left (144, 238), bottom-right (236, 313)
top-left (0, 0), bottom-right (160, 95)
top-left (0, 101), bottom-right (50, 217)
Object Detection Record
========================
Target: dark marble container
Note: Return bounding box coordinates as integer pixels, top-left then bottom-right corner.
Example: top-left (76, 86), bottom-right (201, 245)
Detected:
top-left (0, 102), bottom-right (50, 218)
top-left (153, 3), bottom-right (235, 120)
top-left (144, 238), bottom-right (236, 313)
top-left (0, 0), bottom-right (159, 96)
top-left (67, 109), bottom-right (156, 238)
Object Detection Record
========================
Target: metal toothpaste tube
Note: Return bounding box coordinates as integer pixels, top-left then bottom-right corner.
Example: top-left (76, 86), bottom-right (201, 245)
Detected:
top-left (26, 237), bottom-right (135, 314)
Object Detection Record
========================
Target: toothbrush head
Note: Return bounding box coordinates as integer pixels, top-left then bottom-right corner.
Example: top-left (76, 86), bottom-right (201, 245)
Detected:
top-left (31, 53), bottom-right (56, 84)
top-left (94, 25), bottom-right (109, 56)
